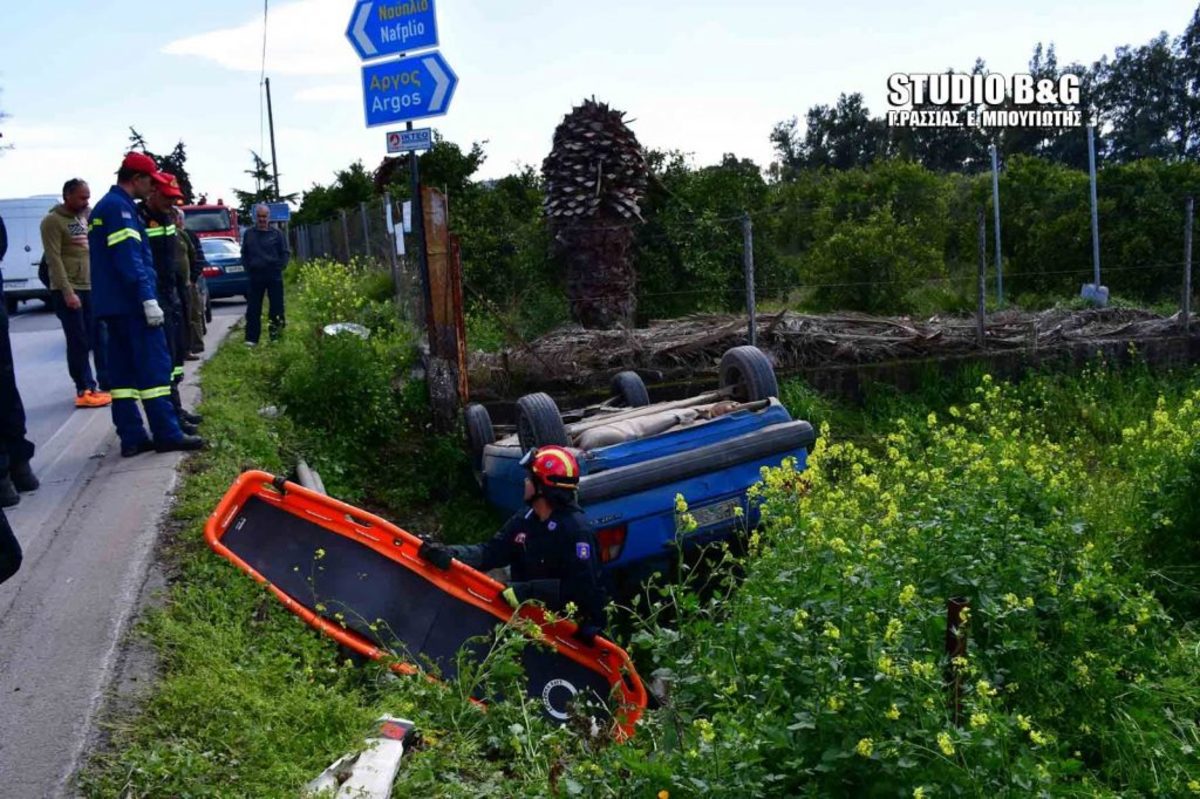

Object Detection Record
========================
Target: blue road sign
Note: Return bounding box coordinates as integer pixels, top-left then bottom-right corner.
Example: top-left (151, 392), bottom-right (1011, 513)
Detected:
top-left (387, 127), bottom-right (433, 153)
top-left (266, 202), bottom-right (291, 223)
top-left (346, 0), bottom-right (439, 61)
top-left (361, 51), bottom-right (458, 127)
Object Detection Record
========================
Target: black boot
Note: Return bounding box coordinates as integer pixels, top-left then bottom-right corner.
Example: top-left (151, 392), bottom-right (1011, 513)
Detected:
top-left (156, 435), bottom-right (206, 453)
top-left (0, 477), bottom-right (19, 508)
top-left (10, 461), bottom-right (38, 492)
top-left (121, 440), bottom-right (155, 458)
top-left (180, 410), bottom-right (203, 425)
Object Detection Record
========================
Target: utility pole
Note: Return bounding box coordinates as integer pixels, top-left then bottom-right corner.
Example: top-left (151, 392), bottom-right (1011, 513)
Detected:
top-left (265, 76), bottom-right (281, 199)
top-left (989, 141), bottom-right (1003, 305)
top-left (977, 208), bottom-right (987, 347)
top-left (1185, 196), bottom-right (1194, 334)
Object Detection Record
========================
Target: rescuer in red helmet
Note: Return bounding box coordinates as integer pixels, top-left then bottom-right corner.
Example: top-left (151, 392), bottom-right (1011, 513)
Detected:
top-left (419, 445), bottom-right (607, 641)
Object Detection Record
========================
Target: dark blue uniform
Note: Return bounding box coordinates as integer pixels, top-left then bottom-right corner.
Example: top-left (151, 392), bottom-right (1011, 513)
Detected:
top-left (88, 186), bottom-right (183, 449)
top-left (448, 506), bottom-right (607, 634)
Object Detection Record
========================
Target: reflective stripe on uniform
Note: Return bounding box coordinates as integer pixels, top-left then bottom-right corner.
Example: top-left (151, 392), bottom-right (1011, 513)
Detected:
top-left (164, 225), bottom-right (177, 235)
top-left (111, 386), bottom-right (173, 400)
top-left (89, 218), bottom-right (103, 229)
top-left (145, 226), bottom-right (166, 238)
top-left (107, 228), bottom-right (142, 246)
top-left (139, 386), bottom-right (172, 400)
top-left (110, 388), bottom-right (139, 400)
top-left (171, 367), bottom-right (184, 379)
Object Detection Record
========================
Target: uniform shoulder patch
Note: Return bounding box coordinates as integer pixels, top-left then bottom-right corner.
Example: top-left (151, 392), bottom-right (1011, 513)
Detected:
top-left (575, 542), bottom-right (591, 560)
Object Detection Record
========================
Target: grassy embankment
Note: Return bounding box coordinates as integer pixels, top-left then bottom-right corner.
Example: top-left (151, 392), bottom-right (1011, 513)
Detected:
top-left (85, 259), bottom-right (1200, 796)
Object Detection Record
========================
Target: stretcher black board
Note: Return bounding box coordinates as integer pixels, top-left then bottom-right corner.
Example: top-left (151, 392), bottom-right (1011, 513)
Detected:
top-left (222, 495), bottom-right (613, 721)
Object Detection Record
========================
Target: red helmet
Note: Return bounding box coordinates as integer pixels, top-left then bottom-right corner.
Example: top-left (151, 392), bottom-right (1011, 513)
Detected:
top-left (520, 445), bottom-right (580, 491)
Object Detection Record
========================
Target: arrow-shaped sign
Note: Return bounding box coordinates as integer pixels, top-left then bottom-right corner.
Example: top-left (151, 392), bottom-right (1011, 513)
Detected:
top-left (345, 0), bottom-right (439, 61)
top-left (361, 50), bottom-right (458, 127)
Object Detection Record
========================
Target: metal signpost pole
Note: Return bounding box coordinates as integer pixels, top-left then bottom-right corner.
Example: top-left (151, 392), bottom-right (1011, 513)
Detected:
top-left (989, 142), bottom-right (1003, 305)
top-left (977, 209), bottom-right (987, 347)
top-left (1086, 125), bottom-right (1104, 304)
top-left (265, 76), bottom-right (281, 198)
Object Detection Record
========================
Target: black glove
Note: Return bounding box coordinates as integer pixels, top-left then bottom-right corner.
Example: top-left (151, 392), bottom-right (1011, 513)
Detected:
top-left (418, 541), bottom-right (453, 571)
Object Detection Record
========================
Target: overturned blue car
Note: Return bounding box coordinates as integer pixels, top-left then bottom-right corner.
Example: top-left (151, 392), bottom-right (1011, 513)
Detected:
top-left (464, 346), bottom-right (816, 598)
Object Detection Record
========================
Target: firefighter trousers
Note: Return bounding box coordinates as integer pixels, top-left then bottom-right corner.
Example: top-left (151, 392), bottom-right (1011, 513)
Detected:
top-left (103, 314), bottom-right (183, 448)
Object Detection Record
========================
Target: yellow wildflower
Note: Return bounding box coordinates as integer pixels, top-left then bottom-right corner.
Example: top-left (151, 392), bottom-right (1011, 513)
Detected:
top-left (1029, 729), bottom-right (1049, 746)
top-left (884, 618), bottom-right (903, 643)
top-left (659, 792), bottom-right (670, 799)
top-left (855, 738), bottom-right (874, 757)
top-left (693, 718), bottom-right (716, 744)
top-left (885, 704), bottom-right (901, 721)
top-left (913, 788), bottom-right (928, 799)
top-left (823, 622), bottom-right (841, 640)
top-left (899, 584), bottom-right (917, 605)
top-left (969, 713), bottom-right (989, 729)
top-left (826, 695), bottom-right (844, 712)
top-left (937, 731), bottom-right (955, 756)
top-left (1016, 714), bottom-right (1032, 731)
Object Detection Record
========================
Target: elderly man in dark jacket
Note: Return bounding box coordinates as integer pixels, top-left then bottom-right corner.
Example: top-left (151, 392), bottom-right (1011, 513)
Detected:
top-left (240, 204), bottom-right (290, 346)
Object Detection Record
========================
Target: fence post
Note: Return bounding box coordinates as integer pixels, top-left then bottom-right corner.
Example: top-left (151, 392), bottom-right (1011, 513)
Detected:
top-left (360, 201), bottom-right (371, 260)
top-left (1184, 196), bottom-right (1194, 334)
top-left (339, 209), bottom-right (351, 263)
top-left (743, 212), bottom-right (756, 347)
top-left (989, 142), bottom-right (1003, 305)
top-left (977, 209), bottom-right (987, 348)
top-left (384, 191), bottom-right (401, 306)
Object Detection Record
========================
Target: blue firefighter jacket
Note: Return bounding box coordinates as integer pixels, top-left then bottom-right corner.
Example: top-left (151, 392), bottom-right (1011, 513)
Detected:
top-left (88, 185), bottom-right (158, 318)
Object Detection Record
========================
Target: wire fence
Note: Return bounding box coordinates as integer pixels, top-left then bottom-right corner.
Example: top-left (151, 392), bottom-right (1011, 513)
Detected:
top-left (289, 188), bottom-right (1199, 355)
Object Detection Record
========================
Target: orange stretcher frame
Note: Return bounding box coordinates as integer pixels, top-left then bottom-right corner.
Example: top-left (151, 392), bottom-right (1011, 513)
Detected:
top-left (204, 470), bottom-right (647, 739)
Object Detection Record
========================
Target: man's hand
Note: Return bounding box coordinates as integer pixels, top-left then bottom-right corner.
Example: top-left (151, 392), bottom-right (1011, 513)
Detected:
top-left (417, 541), bottom-right (453, 571)
top-left (64, 292), bottom-right (82, 311)
top-left (143, 299), bottom-right (165, 327)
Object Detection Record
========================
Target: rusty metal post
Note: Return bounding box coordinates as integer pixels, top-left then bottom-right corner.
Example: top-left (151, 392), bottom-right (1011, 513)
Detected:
top-left (360, 201), bottom-right (371, 261)
top-left (944, 597), bottom-right (969, 726)
top-left (422, 187), bottom-right (461, 431)
top-left (1185, 196), bottom-right (1194, 334)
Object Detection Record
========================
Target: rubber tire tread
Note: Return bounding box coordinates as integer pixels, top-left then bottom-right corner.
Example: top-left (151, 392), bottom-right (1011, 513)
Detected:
top-left (719, 345), bottom-right (779, 402)
top-left (516, 392), bottom-right (569, 450)
top-left (611, 371), bottom-right (650, 407)
top-left (464, 403), bottom-right (495, 472)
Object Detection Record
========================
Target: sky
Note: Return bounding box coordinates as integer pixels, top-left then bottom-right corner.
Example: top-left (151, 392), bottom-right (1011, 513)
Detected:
top-left (1, 0), bottom-right (1196, 204)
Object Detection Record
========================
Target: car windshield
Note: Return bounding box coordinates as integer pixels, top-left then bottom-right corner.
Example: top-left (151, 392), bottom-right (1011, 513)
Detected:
top-left (185, 208), bottom-right (232, 233)
top-left (200, 238), bottom-right (240, 259)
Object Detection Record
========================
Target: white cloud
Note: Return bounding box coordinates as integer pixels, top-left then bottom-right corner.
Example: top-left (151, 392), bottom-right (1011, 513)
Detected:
top-left (162, 0), bottom-right (358, 76)
top-left (294, 84), bottom-right (359, 103)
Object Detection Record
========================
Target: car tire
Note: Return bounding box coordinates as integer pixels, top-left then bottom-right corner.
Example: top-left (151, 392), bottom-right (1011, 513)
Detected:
top-left (611, 371), bottom-right (650, 407)
top-left (719, 345), bottom-right (778, 402)
top-left (516, 392), bottom-right (569, 451)
top-left (464, 403), bottom-right (495, 485)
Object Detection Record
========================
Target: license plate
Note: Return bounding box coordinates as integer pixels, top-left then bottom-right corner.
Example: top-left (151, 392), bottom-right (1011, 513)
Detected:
top-left (679, 497), bottom-right (740, 533)
top-left (224, 265), bottom-right (244, 273)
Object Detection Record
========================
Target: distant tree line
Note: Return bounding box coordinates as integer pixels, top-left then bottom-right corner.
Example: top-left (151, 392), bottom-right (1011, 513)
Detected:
top-left (288, 5), bottom-right (1200, 329)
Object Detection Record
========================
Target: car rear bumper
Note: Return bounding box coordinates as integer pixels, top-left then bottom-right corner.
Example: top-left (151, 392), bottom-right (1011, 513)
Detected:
top-left (206, 273), bottom-right (250, 298)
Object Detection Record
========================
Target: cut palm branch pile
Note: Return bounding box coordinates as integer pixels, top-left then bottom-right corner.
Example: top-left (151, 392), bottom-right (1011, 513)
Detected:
top-left (468, 308), bottom-right (1191, 398)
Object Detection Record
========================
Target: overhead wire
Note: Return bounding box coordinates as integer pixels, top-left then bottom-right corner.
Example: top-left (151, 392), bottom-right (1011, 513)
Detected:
top-left (258, 0), bottom-right (270, 190)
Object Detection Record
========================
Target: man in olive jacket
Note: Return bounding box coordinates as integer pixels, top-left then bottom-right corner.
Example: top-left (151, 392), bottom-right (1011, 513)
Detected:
top-left (42, 179), bottom-right (111, 407)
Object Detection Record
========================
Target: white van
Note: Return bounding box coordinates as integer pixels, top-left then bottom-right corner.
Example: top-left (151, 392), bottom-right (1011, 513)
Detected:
top-left (0, 195), bottom-right (58, 313)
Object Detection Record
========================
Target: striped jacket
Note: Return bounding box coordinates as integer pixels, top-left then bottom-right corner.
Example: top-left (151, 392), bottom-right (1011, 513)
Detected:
top-left (87, 186), bottom-right (158, 318)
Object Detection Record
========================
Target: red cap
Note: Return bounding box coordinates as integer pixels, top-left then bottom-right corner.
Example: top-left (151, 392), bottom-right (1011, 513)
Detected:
top-left (152, 172), bottom-right (184, 200)
top-left (121, 151), bottom-right (159, 176)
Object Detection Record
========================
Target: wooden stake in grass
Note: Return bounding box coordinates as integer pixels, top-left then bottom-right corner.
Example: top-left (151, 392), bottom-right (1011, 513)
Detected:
top-left (945, 596), bottom-right (970, 727)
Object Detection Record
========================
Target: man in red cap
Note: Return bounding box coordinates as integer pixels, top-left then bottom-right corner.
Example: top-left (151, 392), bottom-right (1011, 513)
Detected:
top-left (87, 153), bottom-right (203, 456)
top-left (140, 172), bottom-right (201, 433)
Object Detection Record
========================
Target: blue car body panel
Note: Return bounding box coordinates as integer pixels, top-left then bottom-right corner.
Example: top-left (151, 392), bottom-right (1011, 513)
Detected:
top-left (205, 255), bottom-right (250, 298)
top-left (480, 399), bottom-right (814, 593)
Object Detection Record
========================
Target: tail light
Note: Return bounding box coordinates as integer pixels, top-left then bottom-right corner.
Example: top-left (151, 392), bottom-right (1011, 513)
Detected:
top-left (202, 266), bottom-right (221, 277)
top-left (596, 525), bottom-right (627, 563)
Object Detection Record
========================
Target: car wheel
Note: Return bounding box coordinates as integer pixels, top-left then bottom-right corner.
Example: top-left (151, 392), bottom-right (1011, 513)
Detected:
top-left (719, 345), bottom-right (778, 402)
top-left (516, 392), bottom-right (569, 451)
top-left (464, 403), bottom-right (495, 486)
top-left (611, 371), bottom-right (650, 407)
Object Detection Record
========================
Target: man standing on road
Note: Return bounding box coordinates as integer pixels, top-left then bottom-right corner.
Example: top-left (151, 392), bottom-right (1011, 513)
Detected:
top-left (174, 207), bottom-right (206, 356)
top-left (89, 152), bottom-right (203, 457)
top-left (241, 203), bottom-right (289, 346)
top-left (42, 179), bottom-right (112, 409)
top-left (0, 213), bottom-right (39, 508)
top-left (138, 173), bottom-right (202, 434)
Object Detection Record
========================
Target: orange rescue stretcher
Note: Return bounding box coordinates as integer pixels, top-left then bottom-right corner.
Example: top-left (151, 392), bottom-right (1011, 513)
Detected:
top-left (205, 471), bottom-right (647, 739)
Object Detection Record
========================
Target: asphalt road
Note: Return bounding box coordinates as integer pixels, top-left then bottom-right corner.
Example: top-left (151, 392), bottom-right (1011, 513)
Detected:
top-left (0, 297), bottom-right (245, 798)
